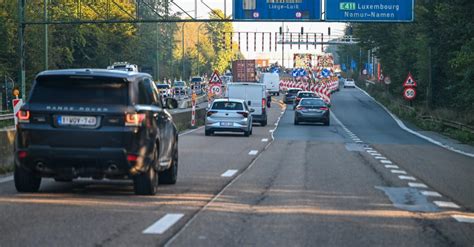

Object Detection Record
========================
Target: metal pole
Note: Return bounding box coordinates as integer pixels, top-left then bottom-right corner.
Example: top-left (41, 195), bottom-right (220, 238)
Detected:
top-left (44, 0), bottom-right (48, 70)
top-left (156, 22), bottom-right (160, 80)
top-left (281, 22), bottom-right (284, 68)
top-left (182, 22), bottom-right (186, 80)
top-left (19, 0), bottom-right (26, 100)
top-left (427, 46), bottom-right (432, 108)
top-left (195, 0), bottom-right (197, 19)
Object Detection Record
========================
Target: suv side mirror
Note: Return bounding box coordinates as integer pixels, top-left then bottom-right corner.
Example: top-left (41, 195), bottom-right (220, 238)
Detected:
top-left (248, 100), bottom-right (252, 106)
top-left (165, 98), bottom-right (178, 109)
top-left (250, 108), bottom-right (255, 113)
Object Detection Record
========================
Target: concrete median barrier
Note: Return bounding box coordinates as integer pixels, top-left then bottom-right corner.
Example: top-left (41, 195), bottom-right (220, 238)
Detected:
top-left (0, 108), bottom-right (207, 172)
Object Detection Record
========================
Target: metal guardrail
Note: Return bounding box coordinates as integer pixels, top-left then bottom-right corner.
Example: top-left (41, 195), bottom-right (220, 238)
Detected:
top-left (420, 116), bottom-right (474, 134)
top-left (0, 114), bottom-right (14, 121)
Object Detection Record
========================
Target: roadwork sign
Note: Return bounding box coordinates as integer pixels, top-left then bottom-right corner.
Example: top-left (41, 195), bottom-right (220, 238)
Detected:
top-left (209, 70), bottom-right (222, 84)
top-left (403, 72), bottom-right (417, 87)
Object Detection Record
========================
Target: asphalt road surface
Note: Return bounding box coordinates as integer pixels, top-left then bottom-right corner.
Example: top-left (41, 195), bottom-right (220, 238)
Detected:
top-left (0, 88), bottom-right (472, 246)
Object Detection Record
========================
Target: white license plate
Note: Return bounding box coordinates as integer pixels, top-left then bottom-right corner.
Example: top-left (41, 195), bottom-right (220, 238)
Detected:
top-left (308, 109), bottom-right (319, 112)
top-left (220, 122), bottom-right (233, 127)
top-left (59, 116), bottom-right (97, 126)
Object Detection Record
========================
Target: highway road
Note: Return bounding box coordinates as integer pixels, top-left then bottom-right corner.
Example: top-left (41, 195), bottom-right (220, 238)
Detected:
top-left (0, 88), bottom-right (472, 246)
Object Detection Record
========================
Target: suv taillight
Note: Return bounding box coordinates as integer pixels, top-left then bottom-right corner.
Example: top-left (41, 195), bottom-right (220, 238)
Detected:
top-left (207, 111), bottom-right (217, 117)
top-left (237, 111), bottom-right (249, 118)
top-left (18, 110), bottom-right (30, 123)
top-left (262, 98), bottom-right (266, 109)
top-left (125, 113), bottom-right (146, 126)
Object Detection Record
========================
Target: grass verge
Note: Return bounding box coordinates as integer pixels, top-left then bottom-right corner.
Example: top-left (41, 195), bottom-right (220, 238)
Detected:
top-left (359, 82), bottom-right (474, 145)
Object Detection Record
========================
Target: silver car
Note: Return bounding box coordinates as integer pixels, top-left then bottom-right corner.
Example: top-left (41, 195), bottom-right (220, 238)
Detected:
top-left (205, 99), bottom-right (254, 137)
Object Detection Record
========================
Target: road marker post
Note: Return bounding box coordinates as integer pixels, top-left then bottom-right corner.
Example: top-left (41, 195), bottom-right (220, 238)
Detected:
top-left (191, 89), bottom-right (196, 128)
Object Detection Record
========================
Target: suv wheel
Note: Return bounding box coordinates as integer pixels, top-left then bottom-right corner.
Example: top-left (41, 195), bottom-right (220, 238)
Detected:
top-left (133, 150), bottom-right (159, 195)
top-left (260, 119), bottom-right (267, 127)
top-left (159, 143), bottom-right (178, 184)
top-left (14, 166), bottom-right (41, 193)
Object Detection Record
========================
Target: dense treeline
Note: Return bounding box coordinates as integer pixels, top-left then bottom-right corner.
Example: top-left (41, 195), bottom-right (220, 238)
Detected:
top-left (0, 1), bottom-right (239, 93)
top-left (337, 0), bottom-right (473, 113)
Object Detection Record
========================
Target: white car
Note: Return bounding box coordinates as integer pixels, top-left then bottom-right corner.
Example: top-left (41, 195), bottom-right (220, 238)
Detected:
top-left (205, 99), bottom-right (254, 137)
top-left (344, 78), bottom-right (356, 88)
top-left (226, 82), bottom-right (268, 126)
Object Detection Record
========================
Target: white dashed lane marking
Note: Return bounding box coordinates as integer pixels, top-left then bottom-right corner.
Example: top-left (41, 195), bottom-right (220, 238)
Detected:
top-left (421, 191), bottom-right (442, 197)
top-left (248, 150), bottom-right (258, 156)
top-left (374, 156), bottom-right (386, 160)
top-left (384, 165), bottom-right (399, 169)
top-left (221, 169), bottom-right (238, 177)
top-left (380, 160), bottom-right (393, 164)
top-left (370, 153), bottom-right (381, 156)
top-left (434, 201), bottom-right (460, 209)
top-left (452, 215), bottom-right (474, 223)
top-left (391, 170), bottom-right (407, 175)
top-left (398, 175), bottom-right (416, 181)
top-left (408, 182), bottom-right (428, 188)
top-left (143, 214), bottom-right (184, 234)
top-left (261, 138), bottom-right (269, 142)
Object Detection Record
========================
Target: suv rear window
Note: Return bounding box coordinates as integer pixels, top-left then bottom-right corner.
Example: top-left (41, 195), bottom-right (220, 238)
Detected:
top-left (212, 101), bottom-right (244, 111)
top-left (301, 98), bottom-right (325, 106)
top-left (288, 89), bottom-right (301, 94)
top-left (298, 92), bottom-right (315, 97)
top-left (30, 76), bottom-right (128, 105)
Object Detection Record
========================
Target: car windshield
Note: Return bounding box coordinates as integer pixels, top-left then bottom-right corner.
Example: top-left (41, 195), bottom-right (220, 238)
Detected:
top-left (156, 84), bottom-right (170, 89)
top-left (300, 99), bottom-right (326, 107)
top-left (212, 101), bottom-right (244, 111)
top-left (30, 77), bottom-right (128, 105)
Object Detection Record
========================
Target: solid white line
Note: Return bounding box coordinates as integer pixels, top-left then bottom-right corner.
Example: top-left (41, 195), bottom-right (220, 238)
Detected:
top-left (452, 215), bottom-right (474, 223)
top-left (143, 214), bottom-right (184, 234)
top-left (0, 176), bottom-right (13, 184)
top-left (421, 191), bottom-right (442, 197)
top-left (374, 156), bottom-right (386, 160)
top-left (434, 201), bottom-right (460, 209)
top-left (261, 138), bottom-right (269, 142)
top-left (221, 169), bottom-right (238, 177)
top-left (385, 165), bottom-right (399, 169)
top-left (356, 86), bottom-right (474, 158)
top-left (178, 126), bottom-right (204, 137)
top-left (398, 175), bottom-right (416, 181)
top-left (391, 170), bottom-right (407, 174)
top-left (380, 160), bottom-right (393, 164)
top-left (408, 182), bottom-right (428, 188)
top-left (248, 150), bottom-right (258, 156)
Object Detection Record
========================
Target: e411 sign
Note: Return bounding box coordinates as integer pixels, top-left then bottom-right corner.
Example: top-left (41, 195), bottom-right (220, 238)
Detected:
top-left (325, 0), bottom-right (414, 22)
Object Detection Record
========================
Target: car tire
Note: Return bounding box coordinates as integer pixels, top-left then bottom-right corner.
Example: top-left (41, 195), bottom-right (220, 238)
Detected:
top-left (277, 92), bottom-right (280, 96)
top-left (133, 154), bottom-right (158, 195)
top-left (324, 120), bottom-right (330, 126)
top-left (244, 130), bottom-right (250, 137)
top-left (14, 165), bottom-right (41, 193)
top-left (159, 143), bottom-right (178, 185)
top-left (260, 119), bottom-right (267, 127)
top-left (205, 129), bottom-right (212, 136)
top-left (294, 118), bottom-right (299, 125)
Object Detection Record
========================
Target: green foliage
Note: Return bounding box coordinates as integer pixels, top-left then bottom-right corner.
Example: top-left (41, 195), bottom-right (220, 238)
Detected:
top-left (338, 0), bottom-right (474, 114)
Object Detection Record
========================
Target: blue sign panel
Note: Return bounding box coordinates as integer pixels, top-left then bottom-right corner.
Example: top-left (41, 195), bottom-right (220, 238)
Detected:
top-left (233, 0), bottom-right (321, 21)
top-left (325, 0), bottom-right (414, 22)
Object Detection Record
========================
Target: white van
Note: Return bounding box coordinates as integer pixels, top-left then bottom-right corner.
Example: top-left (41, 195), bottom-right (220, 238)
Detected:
top-left (226, 83), bottom-right (268, 126)
top-left (259, 72), bottom-right (280, 96)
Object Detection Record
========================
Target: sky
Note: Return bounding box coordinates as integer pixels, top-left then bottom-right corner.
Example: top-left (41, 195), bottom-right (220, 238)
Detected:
top-left (171, 0), bottom-right (347, 66)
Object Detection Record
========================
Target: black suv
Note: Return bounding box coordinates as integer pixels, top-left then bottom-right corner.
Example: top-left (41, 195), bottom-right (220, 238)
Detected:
top-left (14, 69), bottom-right (179, 195)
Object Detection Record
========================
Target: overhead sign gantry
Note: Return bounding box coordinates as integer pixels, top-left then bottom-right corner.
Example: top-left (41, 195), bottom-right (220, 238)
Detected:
top-left (233, 0), bottom-right (321, 21)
